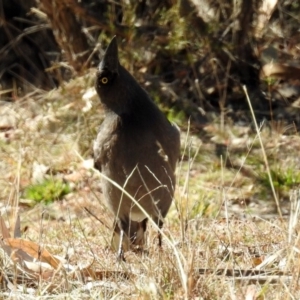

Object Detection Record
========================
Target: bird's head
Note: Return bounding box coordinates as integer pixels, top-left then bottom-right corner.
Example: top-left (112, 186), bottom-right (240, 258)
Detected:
top-left (95, 36), bottom-right (152, 116)
top-left (95, 36), bottom-right (132, 114)
top-left (95, 36), bottom-right (119, 96)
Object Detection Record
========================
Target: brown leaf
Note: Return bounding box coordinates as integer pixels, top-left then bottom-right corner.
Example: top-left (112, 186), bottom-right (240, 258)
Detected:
top-left (261, 63), bottom-right (300, 80)
top-left (252, 256), bottom-right (264, 267)
top-left (23, 261), bottom-right (55, 280)
top-left (4, 238), bottom-right (61, 269)
top-left (69, 260), bottom-right (131, 281)
top-left (0, 215), bottom-right (11, 239)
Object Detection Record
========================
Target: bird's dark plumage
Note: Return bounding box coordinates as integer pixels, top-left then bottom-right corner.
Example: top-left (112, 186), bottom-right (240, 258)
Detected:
top-left (94, 36), bottom-right (180, 259)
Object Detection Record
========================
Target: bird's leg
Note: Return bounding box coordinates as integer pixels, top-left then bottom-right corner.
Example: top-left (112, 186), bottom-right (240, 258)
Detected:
top-left (117, 229), bottom-right (125, 261)
top-left (158, 232), bottom-right (162, 247)
top-left (156, 218), bottom-right (163, 248)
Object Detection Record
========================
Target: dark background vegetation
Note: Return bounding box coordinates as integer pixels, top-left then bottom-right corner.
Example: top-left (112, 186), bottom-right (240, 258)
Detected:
top-left (1, 0), bottom-right (300, 130)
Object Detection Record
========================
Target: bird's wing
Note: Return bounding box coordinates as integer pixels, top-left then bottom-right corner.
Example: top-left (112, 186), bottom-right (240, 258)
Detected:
top-left (93, 117), bottom-right (119, 172)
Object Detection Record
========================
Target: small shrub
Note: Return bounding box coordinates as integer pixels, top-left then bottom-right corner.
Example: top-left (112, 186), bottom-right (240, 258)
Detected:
top-left (23, 179), bottom-right (71, 205)
top-left (259, 168), bottom-right (300, 195)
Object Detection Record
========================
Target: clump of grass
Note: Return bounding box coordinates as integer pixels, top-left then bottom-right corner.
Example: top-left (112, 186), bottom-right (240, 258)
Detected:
top-left (259, 167), bottom-right (300, 196)
top-left (23, 179), bottom-right (71, 205)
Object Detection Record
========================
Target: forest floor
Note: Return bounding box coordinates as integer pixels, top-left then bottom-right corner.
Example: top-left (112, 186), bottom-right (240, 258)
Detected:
top-left (0, 70), bottom-right (300, 299)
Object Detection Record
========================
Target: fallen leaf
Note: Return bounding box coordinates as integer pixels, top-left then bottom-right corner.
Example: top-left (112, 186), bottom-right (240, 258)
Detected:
top-left (24, 261), bottom-right (55, 280)
top-left (0, 215), bottom-right (11, 239)
top-left (4, 238), bottom-right (61, 269)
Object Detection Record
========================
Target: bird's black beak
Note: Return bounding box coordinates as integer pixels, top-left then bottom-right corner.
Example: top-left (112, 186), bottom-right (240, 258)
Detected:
top-left (99, 36), bottom-right (119, 74)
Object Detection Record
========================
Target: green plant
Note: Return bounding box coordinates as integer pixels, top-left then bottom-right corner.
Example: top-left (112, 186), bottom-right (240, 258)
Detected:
top-left (23, 179), bottom-right (71, 205)
top-left (259, 168), bottom-right (300, 195)
top-left (167, 108), bottom-right (185, 126)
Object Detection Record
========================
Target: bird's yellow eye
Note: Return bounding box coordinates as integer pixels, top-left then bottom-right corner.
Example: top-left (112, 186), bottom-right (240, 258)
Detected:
top-left (101, 77), bottom-right (108, 84)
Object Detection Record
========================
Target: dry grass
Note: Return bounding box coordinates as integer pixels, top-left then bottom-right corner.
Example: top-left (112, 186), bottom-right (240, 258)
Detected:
top-left (1, 72), bottom-right (300, 299)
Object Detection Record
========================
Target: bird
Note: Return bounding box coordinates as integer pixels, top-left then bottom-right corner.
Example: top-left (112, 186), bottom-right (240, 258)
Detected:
top-left (93, 36), bottom-right (180, 260)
